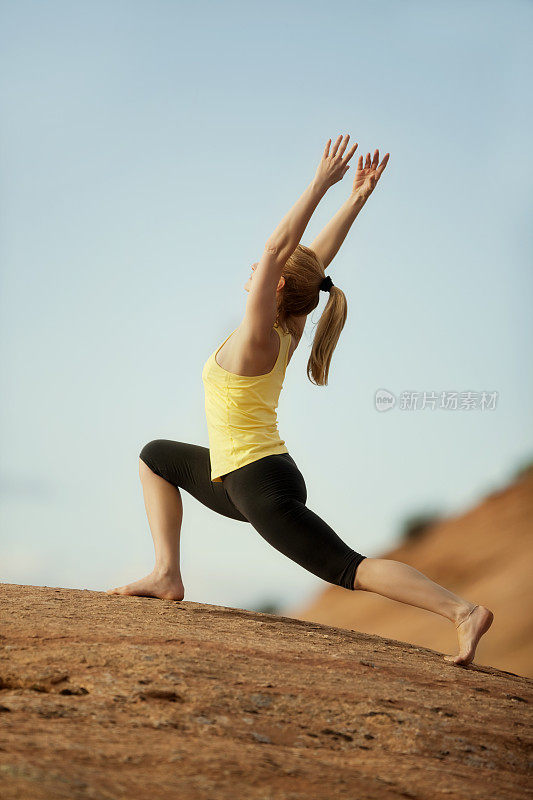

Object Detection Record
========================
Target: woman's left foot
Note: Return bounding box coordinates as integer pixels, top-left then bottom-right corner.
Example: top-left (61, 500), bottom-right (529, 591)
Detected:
top-left (105, 570), bottom-right (184, 601)
top-left (444, 604), bottom-right (494, 665)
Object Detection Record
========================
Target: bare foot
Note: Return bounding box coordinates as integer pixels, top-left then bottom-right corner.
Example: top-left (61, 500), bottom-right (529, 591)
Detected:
top-left (106, 570), bottom-right (184, 601)
top-left (443, 604), bottom-right (494, 666)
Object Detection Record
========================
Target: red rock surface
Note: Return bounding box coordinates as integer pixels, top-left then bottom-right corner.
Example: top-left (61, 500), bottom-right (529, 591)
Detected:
top-left (285, 469), bottom-right (533, 681)
top-left (0, 582), bottom-right (531, 799)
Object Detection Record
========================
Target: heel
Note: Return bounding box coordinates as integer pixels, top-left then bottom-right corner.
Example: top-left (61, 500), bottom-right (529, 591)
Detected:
top-left (455, 604), bottom-right (479, 629)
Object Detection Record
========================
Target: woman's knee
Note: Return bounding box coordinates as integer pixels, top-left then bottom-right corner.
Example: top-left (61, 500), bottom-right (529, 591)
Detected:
top-left (139, 439), bottom-right (167, 477)
top-left (139, 456), bottom-right (156, 480)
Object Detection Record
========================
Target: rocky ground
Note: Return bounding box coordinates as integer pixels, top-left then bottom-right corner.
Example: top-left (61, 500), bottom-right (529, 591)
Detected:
top-left (0, 583), bottom-right (531, 799)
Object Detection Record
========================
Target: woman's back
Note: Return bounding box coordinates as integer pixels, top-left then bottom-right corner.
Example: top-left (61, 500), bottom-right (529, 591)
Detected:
top-left (202, 322), bottom-right (294, 483)
top-left (214, 321), bottom-right (298, 376)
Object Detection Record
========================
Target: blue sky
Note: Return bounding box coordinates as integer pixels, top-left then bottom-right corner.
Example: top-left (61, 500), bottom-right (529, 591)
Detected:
top-left (1, 0), bottom-right (532, 612)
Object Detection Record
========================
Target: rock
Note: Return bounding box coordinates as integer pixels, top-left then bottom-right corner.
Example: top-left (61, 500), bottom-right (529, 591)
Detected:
top-left (0, 583), bottom-right (531, 799)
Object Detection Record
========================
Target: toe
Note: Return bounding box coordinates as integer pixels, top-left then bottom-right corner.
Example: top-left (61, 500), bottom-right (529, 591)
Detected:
top-left (444, 654), bottom-right (462, 664)
top-left (445, 652), bottom-right (473, 666)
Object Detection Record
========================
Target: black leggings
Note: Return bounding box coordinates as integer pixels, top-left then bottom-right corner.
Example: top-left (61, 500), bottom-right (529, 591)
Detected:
top-left (139, 439), bottom-right (367, 591)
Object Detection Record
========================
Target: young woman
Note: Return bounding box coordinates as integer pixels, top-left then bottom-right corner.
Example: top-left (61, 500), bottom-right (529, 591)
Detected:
top-left (107, 134), bottom-right (493, 666)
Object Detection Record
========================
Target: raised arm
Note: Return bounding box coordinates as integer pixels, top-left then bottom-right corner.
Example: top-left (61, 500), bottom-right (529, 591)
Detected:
top-left (309, 149), bottom-right (390, 270)
top-left (242, 134), bottom-right (357, 342)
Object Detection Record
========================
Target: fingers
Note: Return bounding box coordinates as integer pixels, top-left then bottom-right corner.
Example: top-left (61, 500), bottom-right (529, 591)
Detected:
top-left (324, 136), bottom-right (388, 187)
top-left (351, 147), bottom-right (390, 192)
top-left (376, 152), bottom-right (390, 177)
top-left (326, 134), bottom-right (359, 163)
top-left (342, 142), bottom-right (358, 164)
top-left (330, 134), bottom-right (344, 157)
top-left (338, 134), bottom-right (350, 158)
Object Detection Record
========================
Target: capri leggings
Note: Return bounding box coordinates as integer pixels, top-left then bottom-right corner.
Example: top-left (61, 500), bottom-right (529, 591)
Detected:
top-left (139, 439), bottom-right (367, 591)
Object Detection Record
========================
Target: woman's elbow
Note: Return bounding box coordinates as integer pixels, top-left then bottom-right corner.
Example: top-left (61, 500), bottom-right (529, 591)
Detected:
top-left (265, 237), bottom-right (293, 264)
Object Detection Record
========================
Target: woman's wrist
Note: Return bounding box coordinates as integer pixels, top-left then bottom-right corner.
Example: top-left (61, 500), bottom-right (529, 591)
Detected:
top-left (310, 176), bottom-right (331, 199)
top-left (349, 191), bottom-right (367, 210)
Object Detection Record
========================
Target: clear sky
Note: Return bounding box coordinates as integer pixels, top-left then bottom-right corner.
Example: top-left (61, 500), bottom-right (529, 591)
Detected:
top-left (1, 0), bottom-right (532, 612)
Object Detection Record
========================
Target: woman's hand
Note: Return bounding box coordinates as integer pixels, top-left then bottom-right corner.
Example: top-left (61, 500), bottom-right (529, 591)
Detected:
top-left (314, 134), bottom-right (358, 191)
top-left (351, 149), bottom-right (390, 202)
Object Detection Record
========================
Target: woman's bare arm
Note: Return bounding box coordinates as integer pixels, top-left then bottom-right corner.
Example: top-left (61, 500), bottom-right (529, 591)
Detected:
top-left (243, 134), bottom-right (357, 341)
top-left (309, 149), bottom-right (390, 270)
top-left (265, 135), bottom-right (357, 261)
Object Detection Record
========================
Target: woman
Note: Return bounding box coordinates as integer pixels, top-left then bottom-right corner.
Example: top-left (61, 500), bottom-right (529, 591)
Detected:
top-left (107, 134), bottom-right (493, 666)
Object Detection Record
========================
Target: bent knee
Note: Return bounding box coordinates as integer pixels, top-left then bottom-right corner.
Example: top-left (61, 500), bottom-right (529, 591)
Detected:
top-left (139, 439), bottom-right (167, 476)
top-left (139, 456), bottom-right (155, 477)
top-left (139, 439), bottom-right (165, 460)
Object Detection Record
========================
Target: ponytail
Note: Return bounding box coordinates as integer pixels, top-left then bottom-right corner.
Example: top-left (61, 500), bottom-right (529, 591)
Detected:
top-left (306, 285), bottom-right (347, 386)
top-left (276, 243), bottom-right (348, 386)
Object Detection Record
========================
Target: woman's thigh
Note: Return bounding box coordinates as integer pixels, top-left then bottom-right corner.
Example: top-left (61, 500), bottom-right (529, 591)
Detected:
top-left (139, 439), bottom-right (248, 522)
top-left (223, 452), bottom-right (367, 590)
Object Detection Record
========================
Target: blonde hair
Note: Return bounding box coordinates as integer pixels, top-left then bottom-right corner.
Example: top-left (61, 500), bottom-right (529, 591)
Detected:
top-left (275, 244), bottom-right (347, 386)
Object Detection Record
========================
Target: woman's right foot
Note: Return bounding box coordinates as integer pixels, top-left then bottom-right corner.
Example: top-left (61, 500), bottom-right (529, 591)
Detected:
top-left (444, 604), bottom-right (494, 665)
top-left (106, 570), bottom-right (184, 601)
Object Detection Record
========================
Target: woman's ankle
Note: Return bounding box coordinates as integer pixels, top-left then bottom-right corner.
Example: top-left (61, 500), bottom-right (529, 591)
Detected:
top-left (153, 564), bottom-right (182, 581)
top-left (452, 601), bottom-right (477, 627)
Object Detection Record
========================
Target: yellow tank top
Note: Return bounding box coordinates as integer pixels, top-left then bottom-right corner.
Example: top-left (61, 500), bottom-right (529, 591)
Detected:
top-left (201, 323), bottom-right (292, 482)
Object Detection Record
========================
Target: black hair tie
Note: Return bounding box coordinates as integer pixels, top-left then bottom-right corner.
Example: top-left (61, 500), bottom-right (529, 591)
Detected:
top-left (319, 275), bottom-right (334, 292)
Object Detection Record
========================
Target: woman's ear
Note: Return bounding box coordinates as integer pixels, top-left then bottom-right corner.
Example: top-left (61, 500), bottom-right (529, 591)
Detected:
top-left (277, 275), bottom-right (286, 291)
